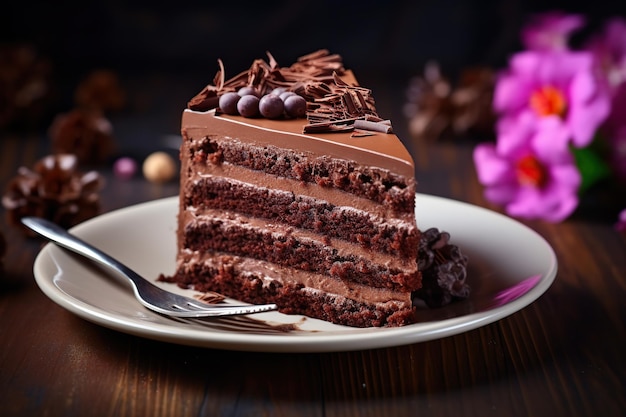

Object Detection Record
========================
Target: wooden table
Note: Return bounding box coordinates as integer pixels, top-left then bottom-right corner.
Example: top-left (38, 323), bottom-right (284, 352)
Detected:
top-left (1, 79), bottom-right (625, 417)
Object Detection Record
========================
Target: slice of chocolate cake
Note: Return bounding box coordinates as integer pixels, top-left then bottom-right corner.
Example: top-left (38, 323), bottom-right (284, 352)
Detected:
top-left (161, 50), bottom-right (421, 327)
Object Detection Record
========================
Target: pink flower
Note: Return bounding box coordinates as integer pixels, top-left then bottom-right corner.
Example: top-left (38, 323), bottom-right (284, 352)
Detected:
top-left (585, 17), bottom-right (626, 92)
top-left (494, 50), bottom-right (610, 148)
top-left (521, 11), bottom-right (585, 52)
top-left (602, 83), bottom-right (626, 182)
top-left (473, 115), bottom-right (581, 222)
top-left (616, 208), bottom-right (626, 234)
top-left (585, 19), bottom-right (626, 183)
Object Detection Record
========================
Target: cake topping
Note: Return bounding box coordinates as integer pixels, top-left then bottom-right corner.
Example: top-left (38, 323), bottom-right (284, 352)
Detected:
top-left (187, 50), bottom-right (393, 135)
top-left (2, 154), bottom-right (103, 232)
top-left (301, 72), bottom-right (389, 134)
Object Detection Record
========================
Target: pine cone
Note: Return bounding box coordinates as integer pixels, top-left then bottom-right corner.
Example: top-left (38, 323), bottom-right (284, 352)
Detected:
top-left (2, 154), bottom-right (104, 232)
top-left (405, 62), bottom-right (495, 141)
top-left (413, 227), bottom-right (470, 308)
top-left (49, 108), bottom-right (116, 165)
top-left (0, 44), bottom-right (53, 130)
top-left (74, 69), bottom-right (126, 112)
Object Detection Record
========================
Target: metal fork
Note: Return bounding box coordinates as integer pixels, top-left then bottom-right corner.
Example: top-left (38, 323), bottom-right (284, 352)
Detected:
top-left (22, 217), bottom-right (278, 318)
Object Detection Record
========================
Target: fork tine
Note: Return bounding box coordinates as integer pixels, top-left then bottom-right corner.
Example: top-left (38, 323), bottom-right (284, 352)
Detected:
top-left (167, 303), bottom-right (278, 318)
top-left (184, 302), bottom-right (275, 310)
top-left (169, 296), bottom-right (273, 311)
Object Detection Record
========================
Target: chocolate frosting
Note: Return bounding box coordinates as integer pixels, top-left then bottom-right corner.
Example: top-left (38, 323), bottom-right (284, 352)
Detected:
top-left (183, 109), bottom-right (414, 178)
top-left (185, 49), bottom-right (415, 175)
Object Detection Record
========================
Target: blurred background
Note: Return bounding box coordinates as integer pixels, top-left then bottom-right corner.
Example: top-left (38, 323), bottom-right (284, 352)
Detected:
top-left (2, 0), bottom-right (626, 166)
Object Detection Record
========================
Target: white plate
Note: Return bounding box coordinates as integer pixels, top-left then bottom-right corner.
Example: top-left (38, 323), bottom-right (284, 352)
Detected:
top-left (32, 194), bottom-right (557, 352)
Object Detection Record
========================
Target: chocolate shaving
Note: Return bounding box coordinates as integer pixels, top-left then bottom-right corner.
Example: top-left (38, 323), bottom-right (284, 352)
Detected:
top-left (303, 121), bottom-right (354, 133)
top-left (303, 72), bottom-right (387, 134)
top-left (195, 291), bottom-right (227, 304)
top-left (351, 129), bottom-right (376, 138)
top-left (354, 119), bottom-right (393, 133)
top-left (214, 59), bottom-right (226, 90)
top-left (187, 49), bottom-right (393, 136)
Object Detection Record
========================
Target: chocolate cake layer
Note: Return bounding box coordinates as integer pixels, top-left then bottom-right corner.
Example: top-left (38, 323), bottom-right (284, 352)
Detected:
top-left (165, 50), bottom-right (421, 327)
top-left (185, 142), bottom-right (414, 220)
top-left (164, 252), bottom-right (416, 327)
top-left (182, 211), bottom-right (418, 291)
top-left (188, 134), bottom-right (415, 212)
top-left (184, 177), bottom-right (419, 258)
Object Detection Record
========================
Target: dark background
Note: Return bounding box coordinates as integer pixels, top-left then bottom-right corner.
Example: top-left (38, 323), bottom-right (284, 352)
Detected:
top-left (5, 0), bottom-right (626, 77)
top-left (3, 0), bottom-right (626, 156)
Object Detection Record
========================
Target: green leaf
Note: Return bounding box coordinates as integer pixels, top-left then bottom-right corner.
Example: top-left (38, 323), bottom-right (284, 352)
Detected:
top-left (571, 145), bottom-right (612, 194)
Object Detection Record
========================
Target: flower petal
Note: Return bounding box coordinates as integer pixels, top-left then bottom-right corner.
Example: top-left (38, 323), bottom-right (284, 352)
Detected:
top-left (549, 164), bottom-right (582, 189)
top-left (494, 72), bottom-right (532, 113)
top-left (473, 144), bottom-right (512, 185)
top-left (569, 69), bottom-right (595, 103)
top-left (496, 116), bottom-right (531, 155)
top-left (567, 93), bottom-right (610, 147)
top-left (521, 12), bottom-right (586, 51)
top-left (531, 117), bottom-right (571, 159)
top-left (485, 184), bottom-right (518, 204)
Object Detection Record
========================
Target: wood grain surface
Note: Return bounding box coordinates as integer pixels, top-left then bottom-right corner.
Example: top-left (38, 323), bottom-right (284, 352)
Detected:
top-left (1, 80), bottom-right (625, 417)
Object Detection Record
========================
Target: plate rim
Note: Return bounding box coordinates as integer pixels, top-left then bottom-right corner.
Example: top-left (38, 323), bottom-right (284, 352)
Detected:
top-left (32, 194), bottom-right (558, 352)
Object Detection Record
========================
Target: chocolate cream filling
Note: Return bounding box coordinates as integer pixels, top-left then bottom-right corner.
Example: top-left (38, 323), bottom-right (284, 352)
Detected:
top-left (187, 160), bottom-right (416, 223)
top-left (176, 249), bottom-right (413, 306)
top-left (181, 208), bottom-right (417, 274)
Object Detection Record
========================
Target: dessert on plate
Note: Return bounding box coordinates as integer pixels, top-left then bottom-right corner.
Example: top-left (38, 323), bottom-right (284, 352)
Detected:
top-left (160, 50), bottom-right (468, 327)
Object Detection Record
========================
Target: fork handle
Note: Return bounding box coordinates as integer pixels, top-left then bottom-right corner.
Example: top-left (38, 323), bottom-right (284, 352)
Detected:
top-left (21, 217), bottom-right (140, 288)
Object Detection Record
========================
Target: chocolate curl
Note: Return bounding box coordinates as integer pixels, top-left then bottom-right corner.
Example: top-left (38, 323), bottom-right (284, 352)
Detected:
top-left (188, 59), bottom-right (223, 111)
top-left (333, 71), bottom-right (350, 87)
top-left (266, 51), bottom-right (279, 70)
top-left (303, 71), bottom-right (380, 133)
top-left (303, 116), bottom-right (358, 133)
top-left (214, 59), bottom-right (226, 90)
top-left (351, 130), bottom-right (376, 138)
top-left (195, 291), bottom-right (226, 304)
top-left (354, 119), bottom-right (393, 133)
